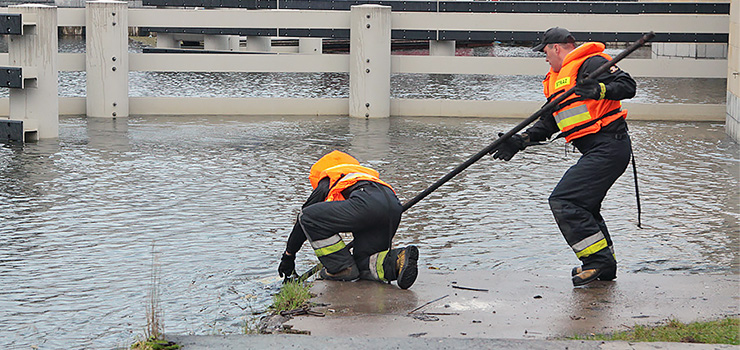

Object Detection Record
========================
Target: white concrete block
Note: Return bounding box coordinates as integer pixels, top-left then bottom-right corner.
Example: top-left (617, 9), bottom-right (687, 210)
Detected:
top-left (349, 5), bottom-right (391, 119)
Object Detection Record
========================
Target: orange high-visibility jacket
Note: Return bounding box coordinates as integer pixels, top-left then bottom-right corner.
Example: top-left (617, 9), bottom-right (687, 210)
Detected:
top-left (543, 42), bottom-right (628, 142)
top-left (309, 150), bottom-right (394, 202)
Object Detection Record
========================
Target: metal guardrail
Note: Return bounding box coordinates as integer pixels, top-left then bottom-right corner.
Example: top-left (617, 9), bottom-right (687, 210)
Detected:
top-left (142, 0), bottom-right (730, 14)
top-left (137, 1), bottom-right (731, 43)
top-left (137, 27), bottom-right (729, 42)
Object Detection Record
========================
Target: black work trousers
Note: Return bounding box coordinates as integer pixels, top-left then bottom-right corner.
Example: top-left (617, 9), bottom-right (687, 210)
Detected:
top-left (299, 181), bottom-right (402, 274)
top-left (548, 130), bottom-right (631, 270)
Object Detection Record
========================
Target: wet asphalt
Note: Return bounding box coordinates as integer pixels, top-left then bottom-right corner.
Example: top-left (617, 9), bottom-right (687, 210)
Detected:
top-left (170, 269), bottom-right (739, 349)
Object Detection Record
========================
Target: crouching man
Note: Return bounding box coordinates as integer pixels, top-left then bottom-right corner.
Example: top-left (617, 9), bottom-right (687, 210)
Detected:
top-left (278, 150), bottom-right (419, 289)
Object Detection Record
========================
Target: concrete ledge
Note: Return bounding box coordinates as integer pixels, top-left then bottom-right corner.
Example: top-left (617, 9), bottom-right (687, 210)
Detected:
top-left (0, 98), bottom-right (726, 122)
top-left (168, 334), bottom-right (739, 350)
top-left (167, 269), bottom-right (739, 350)
top-left (286, 270), bottom-right (738, 340)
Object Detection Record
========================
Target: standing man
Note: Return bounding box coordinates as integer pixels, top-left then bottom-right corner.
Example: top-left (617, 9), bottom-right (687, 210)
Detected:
top-left (278, 150), bottom-right (419, 289)
top-left (492, 27), bottom-right (636, 286)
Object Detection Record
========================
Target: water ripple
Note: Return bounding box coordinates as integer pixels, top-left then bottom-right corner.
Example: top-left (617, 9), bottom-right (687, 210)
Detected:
top-left (0, 116), bottom-right (737, 349)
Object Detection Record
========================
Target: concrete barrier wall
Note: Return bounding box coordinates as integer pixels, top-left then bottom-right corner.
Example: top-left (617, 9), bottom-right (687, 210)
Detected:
top-left (0, 98), bottom-right (725, 122)
top-left (727, 0), bottom-right (740, 142)
top-left (0, 4), bottom-right (732, 127)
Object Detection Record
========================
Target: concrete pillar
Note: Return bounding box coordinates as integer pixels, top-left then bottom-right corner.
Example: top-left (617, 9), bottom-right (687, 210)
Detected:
top-left (430, 40), bottom-right (455, 56)
top-left (156, 33), bottom-right (178, 48)
top-left (228, 35), bottom-right (240, 51)
top-left (299, 38), bottom-right (322, 54)
top-left (86, 0), bottom-right (128, 118)
top-left (349, 4), bottom-right (391, 119)
top-left (726, 0), bottom-right (740, 142)
top-left (204, 34), bottom-right (229, 50)
top-left (8, 4), bottom-right (59, 141)
top-left (246, 36), bottom-right (271, 52)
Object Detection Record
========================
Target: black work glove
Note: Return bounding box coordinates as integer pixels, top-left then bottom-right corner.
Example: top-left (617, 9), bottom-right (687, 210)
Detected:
top-left (278, 252), bottom-right (296, 278)
top-left (575, 78), bottom-right (606, 100)
top-left (491, 133), bottom-right (527, 161)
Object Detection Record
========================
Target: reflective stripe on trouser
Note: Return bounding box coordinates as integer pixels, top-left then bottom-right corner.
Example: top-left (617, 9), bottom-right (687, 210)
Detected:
top-left (309, 234), bottom-right (346, 257)
top-left (571, 231), bottom-right (607, 258)
top-left (361, 248), bottom-right (403, 282)
top-left (548, 131), bottom-right (630, 270)
top-left (365, 250), bottom-right (390, 282)
top-left (298, 209), bottom-right (354, 274)
top-left (298, 182), bottom-right (403, 274)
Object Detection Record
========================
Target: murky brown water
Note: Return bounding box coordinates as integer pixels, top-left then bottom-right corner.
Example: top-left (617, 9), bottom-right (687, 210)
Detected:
top-left (0, 115), bottom-right (737, 349)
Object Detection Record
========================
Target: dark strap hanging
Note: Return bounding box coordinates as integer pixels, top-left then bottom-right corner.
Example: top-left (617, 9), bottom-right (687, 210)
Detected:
top-left (631, 147), bottom-right (643, 228)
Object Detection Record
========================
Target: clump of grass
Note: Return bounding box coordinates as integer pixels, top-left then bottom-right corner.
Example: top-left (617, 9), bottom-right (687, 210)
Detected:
top-left (132, 244), bottom-right (180, 350)
top-left (570, 318), bottom-right (739, 345)
top-left (131, 337), bottom-right (180, 350)
top-left (270, 280), bottom-right (313, 313)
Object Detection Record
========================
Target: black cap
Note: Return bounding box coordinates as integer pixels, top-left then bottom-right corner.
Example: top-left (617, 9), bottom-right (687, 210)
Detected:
top-left (532, 27), bottom-right (576, 52)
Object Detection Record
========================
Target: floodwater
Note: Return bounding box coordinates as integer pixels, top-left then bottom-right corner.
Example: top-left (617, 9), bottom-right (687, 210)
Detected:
top-left (0, 37), bottom-right (738, 349)
top-left (1, 116), bottom-right (738, 349)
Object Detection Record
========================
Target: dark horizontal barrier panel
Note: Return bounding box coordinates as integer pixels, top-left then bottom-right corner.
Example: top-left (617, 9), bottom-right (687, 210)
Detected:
top-left (439, 31), bottom-right (728, 43)
top-left (277, 0), bottom-right (437, 11)
top-left (0, 67), bottom-right (23, 88)
top-left (278, 29), bottom-right (349, 38)
top-left (0, 120), bottom-right (23, 142)
top-left (141, 0), bottom-right (729, 14)
top-left (438, 1), bottom-right (729, 14)
top-left (142, 47), bottom-right (279, 53)
top-left (0, 14), bottom-right (22, 35)
top-left (138, 27), bottom-right (277, 36)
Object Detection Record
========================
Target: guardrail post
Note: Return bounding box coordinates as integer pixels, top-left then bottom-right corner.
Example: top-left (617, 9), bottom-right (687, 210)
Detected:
top-left (86, 0), bottom-right (128, 118)
top-left (349, 4), bottom-right (391, 119)
top-left (156, 33), bottom-right (178, 48)
top-left (727, 0), bottom-right (740, 143)
top-left (246, 36), bottom-right (271, 52)
top-left (430, 40), bottom-right (455, 56)
top-left (204, 35), bottom-right (236, 51)
top-left (299, 38), bottom-right (322, 54)
top-left (8, 4), bottom-right (58, 141)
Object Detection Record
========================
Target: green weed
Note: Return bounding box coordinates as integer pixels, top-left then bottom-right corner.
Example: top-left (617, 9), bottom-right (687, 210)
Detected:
top-left (270, 280), bottom-right (313, 313)
top-left (569, 317), bottom-right (739, 345)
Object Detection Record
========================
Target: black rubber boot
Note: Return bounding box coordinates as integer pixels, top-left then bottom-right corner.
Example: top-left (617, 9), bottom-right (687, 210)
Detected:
top-left (571, 265), bottom-right (617, 281)
top-left (384, 246), bottom-right (419, 289)
top-left (572, 265), bottom-right (617, 286)
top-left (318, 263), bottom-right (360, 282)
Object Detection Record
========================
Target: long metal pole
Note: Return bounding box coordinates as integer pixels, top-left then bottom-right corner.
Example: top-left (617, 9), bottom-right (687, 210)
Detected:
top-left (290, 32), bottom-right (655, 284)
top-left (402, 31), bottom-right (655, 212)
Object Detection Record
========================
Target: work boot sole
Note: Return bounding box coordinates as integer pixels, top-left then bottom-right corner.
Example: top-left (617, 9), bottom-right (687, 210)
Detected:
top-left (571, 266), bottom-right (617, 281)
top-left (397, 245), bottom-right (419, 290)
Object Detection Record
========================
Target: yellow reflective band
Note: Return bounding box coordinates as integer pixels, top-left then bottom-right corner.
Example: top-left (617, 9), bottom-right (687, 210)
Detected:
top-left (376, 250), bottom-right (389, 282)
top-left (575, 238), bottom-right (608, 258)
top-left (557, 110), bottom-right (592, 130)
top-left (555, 77), bottom-right (571, 89)
top-left (314, 240), bottom-right (346, 257)
top-left (598, 83), bottom-right (606, 100)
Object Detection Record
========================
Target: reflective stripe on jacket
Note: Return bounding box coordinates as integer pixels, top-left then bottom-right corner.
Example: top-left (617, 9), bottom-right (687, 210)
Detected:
top-left (320, 164), bottom-right (395, 202)
top-left (543, 42), bottom-right (628, 142)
